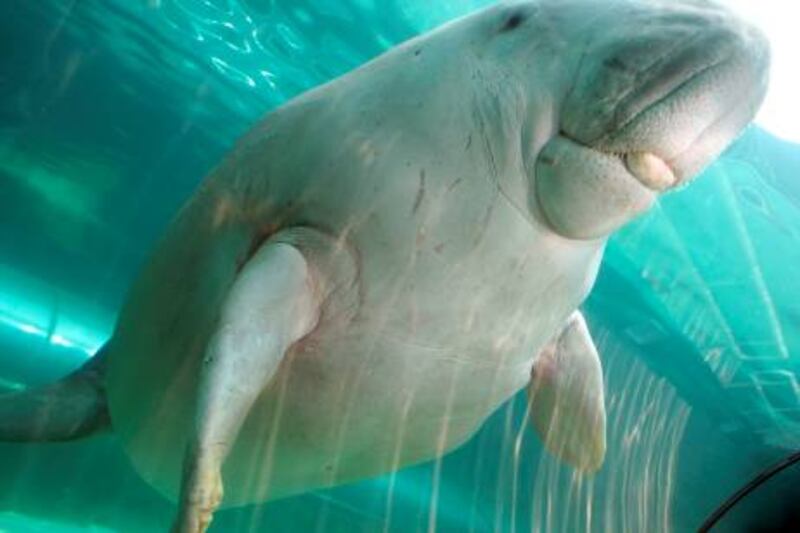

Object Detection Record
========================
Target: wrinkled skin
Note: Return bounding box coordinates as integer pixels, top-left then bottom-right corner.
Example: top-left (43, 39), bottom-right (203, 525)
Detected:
top-left (100, 0), bottom-right (769, 509)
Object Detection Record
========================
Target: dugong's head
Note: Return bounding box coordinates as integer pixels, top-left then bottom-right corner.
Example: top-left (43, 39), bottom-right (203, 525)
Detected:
top-left (460, 0), bottom-right (769, 239)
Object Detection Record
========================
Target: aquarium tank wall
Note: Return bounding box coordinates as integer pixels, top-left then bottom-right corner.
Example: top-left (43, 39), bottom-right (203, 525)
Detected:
top-left (1, 0), bottom-right (799, 531)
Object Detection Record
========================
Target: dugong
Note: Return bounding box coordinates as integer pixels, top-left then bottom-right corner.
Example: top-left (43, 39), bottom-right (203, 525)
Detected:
top-left (0, 0), bottom-right (769, 531)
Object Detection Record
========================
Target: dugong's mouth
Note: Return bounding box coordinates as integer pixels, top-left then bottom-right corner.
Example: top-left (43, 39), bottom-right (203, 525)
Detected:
top-left (558, 133), bottom-right (677, 193)
top-left (533, 41), bottom-right (768, 240)
top-left (560, 26), bottom-right (770, 190)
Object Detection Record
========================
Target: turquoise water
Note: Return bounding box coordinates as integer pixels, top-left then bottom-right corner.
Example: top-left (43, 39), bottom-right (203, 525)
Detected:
top-left (1, 0), bottom-right (799, 531)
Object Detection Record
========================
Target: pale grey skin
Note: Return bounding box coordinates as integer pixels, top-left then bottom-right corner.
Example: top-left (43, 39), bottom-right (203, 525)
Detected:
top-left (0, 0), bottom-right (769, 532)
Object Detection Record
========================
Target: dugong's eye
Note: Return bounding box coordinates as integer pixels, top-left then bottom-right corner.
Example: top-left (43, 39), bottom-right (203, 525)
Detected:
top-left (500, 10), bottom-right (528, 33)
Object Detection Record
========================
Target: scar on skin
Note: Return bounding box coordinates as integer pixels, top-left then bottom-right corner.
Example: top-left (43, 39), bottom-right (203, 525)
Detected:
top-left (471, 198), bottom-right (496, 246)
top-left (412, 170), bottom-right (426, 213)
top-left (447, 177), bottom-right (463, 192)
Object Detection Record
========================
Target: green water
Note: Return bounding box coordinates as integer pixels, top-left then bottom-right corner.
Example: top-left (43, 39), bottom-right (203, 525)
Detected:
top-left (1, 0), bottom-right (799, 531)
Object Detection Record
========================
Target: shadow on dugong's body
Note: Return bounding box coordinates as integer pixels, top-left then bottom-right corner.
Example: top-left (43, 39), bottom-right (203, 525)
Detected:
top-left (0, 0), bottom-right (769, 531)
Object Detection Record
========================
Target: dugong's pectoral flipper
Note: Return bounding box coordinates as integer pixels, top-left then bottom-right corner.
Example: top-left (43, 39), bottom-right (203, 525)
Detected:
top-left (171, 237), bottom-right (322, 533)
top-left (0, 346), bottom-right (110, 441)
top-left (528, 312), bottom-right (606, 473)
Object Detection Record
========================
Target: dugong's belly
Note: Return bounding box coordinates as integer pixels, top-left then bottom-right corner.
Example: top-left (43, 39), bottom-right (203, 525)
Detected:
top-left (114, 214), bottom-right (602, 506)
top-left (226, 330), bottom-right (533, 504)
top-left (218, 229), bottom-right (602, 505)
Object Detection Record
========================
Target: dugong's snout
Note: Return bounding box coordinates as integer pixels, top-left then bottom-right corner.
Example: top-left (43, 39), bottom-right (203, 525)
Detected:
top-left (559, 1), bottom-right (770, 187)
top-left (530, 0), bottom-right (769, 240)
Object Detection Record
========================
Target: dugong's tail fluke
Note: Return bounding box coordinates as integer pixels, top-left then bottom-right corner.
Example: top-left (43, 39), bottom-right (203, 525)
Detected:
top-left (0, 345), bottom-right (110, 441)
